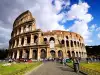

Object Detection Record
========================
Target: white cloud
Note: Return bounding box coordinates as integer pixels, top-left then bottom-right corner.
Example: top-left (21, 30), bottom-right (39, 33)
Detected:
top-left (67, 2), bottom-right (93, 44)
top-left (96, 27), bottom-right (100, 31)
top-left (28, 0), bottom-right (70, 31)
top-left (98, 33), bottom-right (100, 39)
top-left (90, 24), bottom-right (97, 32)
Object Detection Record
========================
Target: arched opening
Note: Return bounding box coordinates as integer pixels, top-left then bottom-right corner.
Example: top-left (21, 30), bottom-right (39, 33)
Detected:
top-left (82, 52), bottom-right (83, 57)
top-left (67, 51), bottom-right (71, 58)
top-left (19, 27), bottom-right (21, 34)
top-left (72, 51), bottom-right (75, 58)
top-left (19, 50), bottom-right (22, 58)
top-left (77, 42), bottom-right (79, 47)
top-left (14, 51), bottom-right (17, 59)
top-left (58, 50), bottom-right (63, 58)
top-left (66, 40), bottom-right (69, 47)
top-left (74, 41), bottom-right (76, 46)
top-left (76, 52), bottom-right (78, 57)
top-left (34, 35), bottom-right (38, 43)
top-left (21, 37), bottom-right (24, 45)
top-left (71, 40), bottom-right (73, 47)
top-left (50, 50), bottom-right (55, 58)
top-left (44, 38), bottom-right (47, 44)
top-left (49, 37), bottom-right (55, 42)
top-left (26, 50), bottom-right (29, 59)
top-left (66, 36), bottom-right (68, 39)
top-left (17, 39), bottom-right (19, 46)
top-left (79, 52), bottom-right (81, 57)
top-left (61, 40), bottom-right (64, 44)
top-left (27, 36), bottom-right (31, 44)
top-left (33, 50), bottom-right (37, 59)
top-left (50, 37), bottom-right (55, 48)
top-left (40, 49), bottom-right (46, 59)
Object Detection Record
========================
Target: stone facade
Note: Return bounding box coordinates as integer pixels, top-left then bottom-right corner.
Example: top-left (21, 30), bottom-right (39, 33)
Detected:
top-left (8, 10), bottom-right (87, 60)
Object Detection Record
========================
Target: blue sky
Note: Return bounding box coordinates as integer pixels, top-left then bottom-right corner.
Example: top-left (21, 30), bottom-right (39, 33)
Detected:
top-left (0, 0), bottom-right (100, 48)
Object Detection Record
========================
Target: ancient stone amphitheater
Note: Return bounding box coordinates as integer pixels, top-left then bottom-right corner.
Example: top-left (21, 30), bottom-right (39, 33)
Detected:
top-left (8, 10), bottom-right (87, 60)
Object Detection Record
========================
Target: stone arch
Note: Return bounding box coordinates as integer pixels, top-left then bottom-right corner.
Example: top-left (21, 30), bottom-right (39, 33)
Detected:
top-left (58, 50), bottom-right (63, 58)
top-left (44, 38), bottom-right (47, 44)
top-left (50, 50), bottom-right (55, 58)
top-left (17, 39), bottom-right (19, 46)
top-left (77, 42), bottom-right (79, 47)
top-left (74, 41), bottom-right (76, 46)
top-left (67, 51), bottom-right (71, 58)
top-left (40, 49), bottom-right (46, 59)
top-left (61, 40), bottom-right (64, 44)
top-left (71, 40), bottom-right (73, 47)
top-left (79, 52), bottom-right (81, 57)
top-left (33, 50), bottom-right (37, 59)
top-left (25, 49), bottom-right (29, 59)
top-left (14, 51), bottom-right (17, 59)
top-left (72, 51), bottom-right (75, 58)
top-left (27, 36), bottom-right (31, 44)
top-left (49, 37), bottom-right (55, 42)
top-left (66, 36), bottom-right (69, 39)
top-left (66, 40), bottom-right (69, 47)
top-left (19, 50), bottom-right (23, 58)
top-left (34, 35), bottom-right (38, 43)
top-left (76, 52), bottom-right (78, 57)
top-left (21, 37), bottom-right (24, 45)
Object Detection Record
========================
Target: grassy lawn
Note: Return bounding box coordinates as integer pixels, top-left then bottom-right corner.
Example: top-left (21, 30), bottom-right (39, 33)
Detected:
top-left (67, 62), bottom-right (100, 75)
top-left (0, 62), bottom-right (42, 75)
top-left (80, 62), bottom-right (100, 72)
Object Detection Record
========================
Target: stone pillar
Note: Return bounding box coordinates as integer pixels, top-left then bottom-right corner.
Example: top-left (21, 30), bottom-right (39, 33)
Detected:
top-left (55, 50), bottom-right (58, 58)
top-left (29, 48), bottom-right (33, 59)
top-left (38, 33), bottom-right (41, 44)
top-left (22, 50), bottom-right (25, 58)
top-left (14, 40), bottom-right (17, 48)
top-left (24, 36), bottom-right (27, 46)
top-left (12, 52), bottom-right (15, 59)
top-left (31, 34), bottom-right (34, 45)
top-left (21, 26), bottom-right (24, 33)
top-left (32, 23), bottom-right (36, 31)
top-left (17, 29), bottom-right (19, 35)
top-left (18, 37), bottom-right (21, 47)
top-left (38, 48), bottom-right (41, 60)
top-left (16, 50), bottom-right (20, 59)
top-left (47, 47), bottom-right (50, 59)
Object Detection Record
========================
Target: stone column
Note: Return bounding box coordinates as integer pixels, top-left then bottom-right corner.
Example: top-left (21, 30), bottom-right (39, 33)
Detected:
top-left (24, 36), bottom-right (27, 46)
top-left (17, 29), bottom-right (19, 35)
top-left (21, 26), bottom-right (24, 33)
top-left (31, 34), bottom-right (34, 45)
top-left (12, 52), bottom-right (15, 59)
top-left (18, 37), bottom-right (21, 47)
top-left (22, 50), bottom-right (25, 58)
top-left (16, 50), bottom-right (20, 59)
top-left (37, 48), bottom-right (41, 60)
top-left (55, 50), bottom-right (58, 58)
top-left (29, 48), bottom-right (33, 59)
top-left (14, 40), bottom-right (17, 48)
top-left (47, 47), bottom-right (50, 59)
top-left (63, 49), bottom-right (67, 58)
top-left (38, 33), bottom-right (41, 44)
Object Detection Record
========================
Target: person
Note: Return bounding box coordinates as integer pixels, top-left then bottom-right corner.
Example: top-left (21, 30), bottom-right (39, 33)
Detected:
top-left (73, 58), bottom-right (80, 73)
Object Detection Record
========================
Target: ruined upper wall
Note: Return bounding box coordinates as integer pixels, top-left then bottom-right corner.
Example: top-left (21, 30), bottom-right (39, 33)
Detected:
top-left (43, 30), bottom-right (84, 43)
top-left (13, 10), bottom-right (35, 28)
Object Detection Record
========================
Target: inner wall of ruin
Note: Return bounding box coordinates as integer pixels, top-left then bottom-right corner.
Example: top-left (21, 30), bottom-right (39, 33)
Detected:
top-left (8, 10), bottom-right (87, 60)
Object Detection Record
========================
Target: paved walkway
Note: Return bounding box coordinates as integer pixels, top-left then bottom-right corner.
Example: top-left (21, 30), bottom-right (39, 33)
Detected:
top-left (28, 62), bottom-right (83, 75)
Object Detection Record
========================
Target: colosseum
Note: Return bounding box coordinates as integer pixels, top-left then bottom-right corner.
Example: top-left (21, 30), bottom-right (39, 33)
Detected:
top-left (8, 10), bottom-right (87, 60)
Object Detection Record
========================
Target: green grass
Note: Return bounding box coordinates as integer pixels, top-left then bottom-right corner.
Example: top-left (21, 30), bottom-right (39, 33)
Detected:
top-left (67, 62), bottom-right (100, 75)
top-left (80, 62), bottom-right (100, 72)
top-left (0, 62), bottom-right (42, 75)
